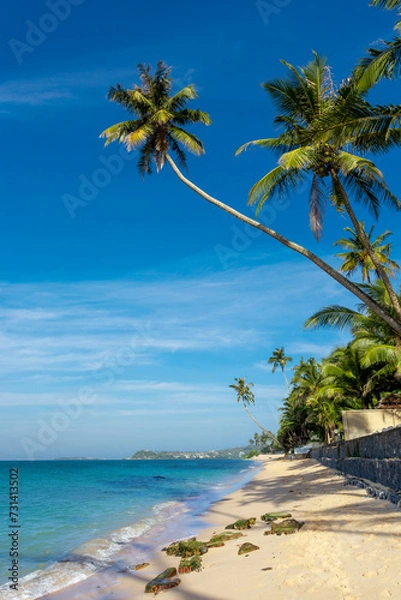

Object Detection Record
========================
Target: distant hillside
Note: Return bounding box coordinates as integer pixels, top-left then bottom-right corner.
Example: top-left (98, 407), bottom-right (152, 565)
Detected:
top-left (130, 447), bottom-right (250, 460)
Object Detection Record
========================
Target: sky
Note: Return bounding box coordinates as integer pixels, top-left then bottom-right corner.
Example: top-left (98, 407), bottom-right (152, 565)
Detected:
top-left (1, 0), bottom-right (400, 459)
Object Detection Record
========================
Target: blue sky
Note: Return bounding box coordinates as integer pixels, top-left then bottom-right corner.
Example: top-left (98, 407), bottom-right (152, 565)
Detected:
top-left (1, 0), bottom-right (400, 458)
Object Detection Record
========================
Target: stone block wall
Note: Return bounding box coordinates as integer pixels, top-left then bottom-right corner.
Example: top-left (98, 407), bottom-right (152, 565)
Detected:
top-left (310, 426), bottom-right (401, 492)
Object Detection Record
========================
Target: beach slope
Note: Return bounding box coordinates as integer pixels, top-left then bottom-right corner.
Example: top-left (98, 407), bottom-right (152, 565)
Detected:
top-left (43, 457), bottom-right (401, 600)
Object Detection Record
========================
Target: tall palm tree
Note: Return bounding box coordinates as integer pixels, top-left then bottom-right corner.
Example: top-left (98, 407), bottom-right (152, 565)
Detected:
top-left (100, 61), bottom-right (401, 335)
top-left (236, 53), bottom-right (401, 323)
top-left (305, 280), bottom-right (401, 394)
top-left (334, 224), bottom-right (399, 283)
top-left (229, 377), bottom-right (279, 444)
top-left (268, 347), bottom-right (292, 388)
top-left (354, 0), bottom-right (401, 92)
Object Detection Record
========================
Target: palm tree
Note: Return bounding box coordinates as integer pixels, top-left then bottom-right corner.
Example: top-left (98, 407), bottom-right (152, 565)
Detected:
top-left (236, 53), bottom-right (401, 324)
top-left (100, 60), bottom-right (401, 335)
top-left (319, 345), bottom-right (377, 410)
top-left (354, 0), bottom-right (401, 92)
top-left (305, 280), bottom-right (401, 397)
top-left (229, 377), bottom-right (279, 444)
top-left (334, 224), bottom-right (399, 284)
top-left (277, 359), bottom-right (324, 450)
top-left (268, 347), bottom-right (292, 388)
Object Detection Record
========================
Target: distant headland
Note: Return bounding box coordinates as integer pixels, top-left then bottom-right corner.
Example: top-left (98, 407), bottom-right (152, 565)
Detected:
top-left (129, 447), bottom-right (249, 460)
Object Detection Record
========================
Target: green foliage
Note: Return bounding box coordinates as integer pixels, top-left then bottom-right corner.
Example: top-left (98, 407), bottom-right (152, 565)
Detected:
top-left (334, 224), bottom-right (399, 283)
top-left (306, 279), bottom-right (401, 404)
top-left (244, 449), bottom-right (259, 459)
top-left (100, 61), bottom-right (210, 176)
top-left (236, 54), bottom-right (401, 242)
top-left (229, 377), bottom-right (255, 406)
top-left (355, 1), bottom-right (401, 91)
top-left (230, 378), bottom-right (281, 446)
top-left (279, 275), bottom-right (401, 449)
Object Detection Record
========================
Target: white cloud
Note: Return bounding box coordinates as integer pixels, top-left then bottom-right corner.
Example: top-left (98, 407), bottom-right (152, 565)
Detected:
top-left (0, 262), bottom-right (351, 419)
top-left (0, 67), bottom-right (135, 106)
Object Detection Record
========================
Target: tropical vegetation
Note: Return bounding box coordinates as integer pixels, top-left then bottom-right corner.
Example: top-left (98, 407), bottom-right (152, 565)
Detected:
top-left (99, 0), bottom-right (401, 450)
top-left (101, 24), bottom-right (401, 334)
top-left (229, 377), bottom-right (279, 445)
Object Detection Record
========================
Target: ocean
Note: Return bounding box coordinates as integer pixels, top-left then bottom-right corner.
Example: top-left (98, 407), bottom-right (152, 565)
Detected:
top-left (0, 459), bottom-right (260, 599)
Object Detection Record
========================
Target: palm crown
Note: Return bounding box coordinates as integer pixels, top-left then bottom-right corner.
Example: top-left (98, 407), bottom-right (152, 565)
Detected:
top-left (334, 224), bottom-right (399, 283)
top-left (229, 377), bottom-right (255, 406)
top-left (236, 53), bottom-right (400, 241)
top-left (268, 347), bottom-right (292, 373)
top-left (236, 52), bottom-right (401, 322)
top-left (100, 61), bottom-right (211, 176)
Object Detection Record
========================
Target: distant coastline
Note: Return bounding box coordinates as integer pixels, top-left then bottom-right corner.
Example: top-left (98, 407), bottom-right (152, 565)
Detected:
top-left (129, 447), bottom-right (250, 460)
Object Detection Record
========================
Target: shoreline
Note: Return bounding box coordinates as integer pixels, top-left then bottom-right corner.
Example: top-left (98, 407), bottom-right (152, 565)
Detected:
top-left (1, 459), bottom-right (261, 600)
top-left (8, 456), bottom-right (401, 599)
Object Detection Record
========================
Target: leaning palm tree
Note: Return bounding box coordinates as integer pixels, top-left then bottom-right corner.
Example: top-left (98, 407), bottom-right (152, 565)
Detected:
top-left (268, 347), bottom-right (292, 388)
top-left (354, 0), bottom-right (401, 92)
top-left (236, 53), bottom-right (401, 323)
top-left (334, 224), bottom-right (399, 283)
top-left (100, 60), bottom-right (401, 335)
top-left (229, 377), bottom-right (279, 444)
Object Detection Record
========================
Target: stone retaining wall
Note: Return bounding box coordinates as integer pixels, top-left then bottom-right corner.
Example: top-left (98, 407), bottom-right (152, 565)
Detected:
top-left (310, 426), bottom-right (401, 492)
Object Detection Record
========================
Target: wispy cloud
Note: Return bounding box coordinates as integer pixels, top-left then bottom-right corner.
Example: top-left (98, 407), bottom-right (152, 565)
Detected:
top-left (0, 67), bottom-right (134, 106)
top-left (0, 262), bottom-right (351, 456)
top-left (0, 263), bottom-right (349, 381)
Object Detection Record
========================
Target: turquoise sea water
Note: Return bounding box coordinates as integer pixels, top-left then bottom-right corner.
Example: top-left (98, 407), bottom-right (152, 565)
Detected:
top-left (0, 459), bottom-right (259, 599)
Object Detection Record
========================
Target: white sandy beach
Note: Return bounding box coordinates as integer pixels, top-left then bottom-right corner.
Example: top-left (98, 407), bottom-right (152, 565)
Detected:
top-left (39, 456), bottom-right (401, 600)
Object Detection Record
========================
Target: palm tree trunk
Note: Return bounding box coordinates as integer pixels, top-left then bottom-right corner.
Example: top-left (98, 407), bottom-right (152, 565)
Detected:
top-left (331, 170), bottom-right (401, 321)
top-left (242, 403), bottom-right (279, 445)
top-left (282, 368), bottom-right (290, 390)
top-left (166, 155), bottom-right (401, 336)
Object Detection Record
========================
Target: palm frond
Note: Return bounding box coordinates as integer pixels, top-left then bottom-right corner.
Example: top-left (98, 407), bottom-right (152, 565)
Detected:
top-left (168, 125), bottom-right (205, 155)
top-left (354, 36), bottom-right (401, 93)
top-left (235, 136), bottom-right (297, 156)
top-left (247, 166), bottom-right (305, 215)
top-left (305, 306), bottom-right (360, 330)
top-left (124, 124), bottom-right (153, 150)
top-left (278, 146), bottom-right (314, 169)
top-left (99, 120), bottom-right (143, 145)
top-left (173, 108), bottom-right (211, 126)
top-left (370, 0), bottom-right (401, 12)
top-left (168, 85), bottom-right (198, 111)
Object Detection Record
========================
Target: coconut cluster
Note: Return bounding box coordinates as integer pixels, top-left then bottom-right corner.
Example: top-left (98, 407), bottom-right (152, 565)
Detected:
top-left (311, 143), bottom-right (339, 177)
